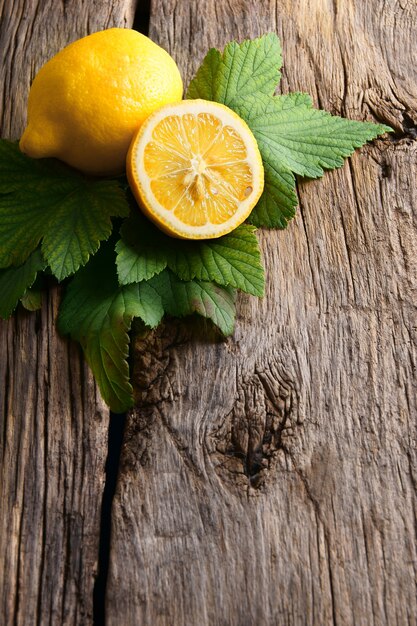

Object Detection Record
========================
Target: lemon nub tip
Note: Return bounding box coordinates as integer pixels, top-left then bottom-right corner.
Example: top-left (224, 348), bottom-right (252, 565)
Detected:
top-left (19, 125), bottom-right (59, 160)
top-left (20, 28), bottom-right (184, 174)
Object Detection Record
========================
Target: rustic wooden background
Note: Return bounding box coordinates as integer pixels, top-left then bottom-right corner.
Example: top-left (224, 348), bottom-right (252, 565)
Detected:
top-left (1, 1), bottom-right (416, 624)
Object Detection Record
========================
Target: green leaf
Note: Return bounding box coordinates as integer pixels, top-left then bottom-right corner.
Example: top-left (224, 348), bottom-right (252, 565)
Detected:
top-left (235, 94), bottom-right (392, 178)
top-left (115, 214), bottom-right (168, 283)
top-left (116, 212), bottom-right (265, 296)
top-left (0, 248), bottom-right (46, 319)
top-left (58, 241), bottom-right (164, 413)
top-left (166, 225), bottom-right (264, 296)
top-left (0, 140), bottom-right (129, 280)
top-left (20, 287), bottom-right (43, 312)
top-left (59, 240), bottom-right (236, 409)
top-left (152, 270), bottom-right (236, 336)
top-left (248, 163), bottom-right (298, 229)
top-left (0, 139), bottom-right (62, 193)
top-left (187, 33), bottom-right (282, 105)
top-left (186, 48), bottom-right (222, 101)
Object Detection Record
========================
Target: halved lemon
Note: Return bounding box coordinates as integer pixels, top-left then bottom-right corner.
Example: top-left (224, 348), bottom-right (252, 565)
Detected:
top-left (126, 99), bottom-right (264, 239)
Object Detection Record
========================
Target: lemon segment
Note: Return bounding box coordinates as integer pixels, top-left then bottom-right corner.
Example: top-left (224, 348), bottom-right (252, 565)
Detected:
top-left (127, 99), bottom-right (264, 239)
top-left (19, 28), bottom-right (183, 175)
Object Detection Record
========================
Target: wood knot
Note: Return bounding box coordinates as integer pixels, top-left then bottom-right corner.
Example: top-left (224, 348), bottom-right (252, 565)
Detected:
top-left (207, 360), bottom-right (302, 493)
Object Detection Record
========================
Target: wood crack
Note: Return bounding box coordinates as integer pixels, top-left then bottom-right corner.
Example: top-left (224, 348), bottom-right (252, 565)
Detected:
top-left (93, 412), bottom-right (126, 626)
top-left (132, 0), bottom-right (150, 35)
top-left (400, 111), bottom-right (417, 140)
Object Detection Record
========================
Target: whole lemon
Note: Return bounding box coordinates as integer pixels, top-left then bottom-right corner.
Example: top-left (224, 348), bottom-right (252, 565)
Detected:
top-left (19, 28), bottom-right (183, 175)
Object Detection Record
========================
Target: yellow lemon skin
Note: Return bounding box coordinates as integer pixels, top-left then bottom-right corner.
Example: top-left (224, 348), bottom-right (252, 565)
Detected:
top-left (127, 99), bottom-right (264, 240)
top-left (19, 28), bottom-right (183, 175)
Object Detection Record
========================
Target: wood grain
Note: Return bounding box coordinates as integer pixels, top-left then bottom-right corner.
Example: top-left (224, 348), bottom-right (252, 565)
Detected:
top-left (106, 1), bottom-right (417, 625)
top-left (0, 1), bottom-right (137, 624)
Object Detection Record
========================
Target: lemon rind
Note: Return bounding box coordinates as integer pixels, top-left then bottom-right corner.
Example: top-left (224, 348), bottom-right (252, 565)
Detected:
top-left (127, 99), bottom-right (264, 240)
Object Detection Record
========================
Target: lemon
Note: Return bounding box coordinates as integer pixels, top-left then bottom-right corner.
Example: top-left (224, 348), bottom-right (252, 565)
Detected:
top-left (126, 99), bottom-right (264, 240)
top-left (19, 28), bottom-right (183, 175)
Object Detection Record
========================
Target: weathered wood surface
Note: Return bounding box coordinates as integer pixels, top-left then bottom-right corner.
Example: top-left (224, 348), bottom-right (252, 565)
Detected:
top-left (0, 1), bottom-right (137, 624)
top-left (1, 1), bottom-right (416, 625)
top-left (106, 1), bottom-right (417, 625)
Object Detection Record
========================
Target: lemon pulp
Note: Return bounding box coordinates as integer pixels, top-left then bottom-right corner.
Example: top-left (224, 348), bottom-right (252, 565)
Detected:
top-left (127, 99), bottom-right (264, 239)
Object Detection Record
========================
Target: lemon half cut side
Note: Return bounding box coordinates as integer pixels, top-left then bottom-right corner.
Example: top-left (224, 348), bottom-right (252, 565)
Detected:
top-left (126, 99), bottom-right (264, 239)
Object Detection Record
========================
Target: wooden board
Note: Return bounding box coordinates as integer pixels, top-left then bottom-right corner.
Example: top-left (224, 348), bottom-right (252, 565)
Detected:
top-left (0, 1), bottom-right (136, 624)
top-left (1, 1), bottom-right (416, 625)
top-left (105, 1), bottom-right (417, 625)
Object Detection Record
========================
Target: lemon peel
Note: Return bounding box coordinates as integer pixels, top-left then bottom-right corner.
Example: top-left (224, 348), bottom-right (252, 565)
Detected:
top-left (126, 99), bottom-right (264, 240)
top-left (19, 28), bottom-right (183, 175)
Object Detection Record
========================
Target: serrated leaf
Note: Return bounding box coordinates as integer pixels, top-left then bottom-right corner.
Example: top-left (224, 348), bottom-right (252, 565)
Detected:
top-left (248, 162), bottom-right (298, 229)
top-left (0, 248), bottom-right (46, 319)
top-left (235, 94), bottom-right (392, 178)
top-left (167, 225), bottom-right (264, 296)
top-left (0, 140), bottom-right (129, 280)
top-left (152, 270), bottom-right (236, 336)
top-left (116, 212), bottom-right (264, 296)
top-left (186, 48), bottom-right (222, 101)
top-left (115, 214), bottom-right (168, 283)
top-left (58, 241), bottom-right (164, 413)
top-left (20, 287), bottom-right (43, 312)
top-left (20, 270), bottom-right (49, 311)
top-left (187, 33), bottom-right (282, 105)
top-left (0, 139), bottom-right (68, 192)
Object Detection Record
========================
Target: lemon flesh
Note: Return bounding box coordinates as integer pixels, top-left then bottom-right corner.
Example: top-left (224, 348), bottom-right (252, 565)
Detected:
top-left (127, 99), bottom-right (264, 240)
top-left (19, 28), bottom-right (183, 175)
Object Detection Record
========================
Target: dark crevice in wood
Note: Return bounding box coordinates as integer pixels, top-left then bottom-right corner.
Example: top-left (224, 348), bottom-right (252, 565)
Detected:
top-left (228, 407), bottom-right (289, 490)
top-left (2, 348), bottom-right (10, 457)
top-left (35, 370), bottom-right (49, 626)
top-left (133, 0), bottom-right (151, 35)
top-left (93, 412), bottom-right (126, 626)
top-left (212, 368), bottom-right (299, 492)
top-left (13, 506), bottom-right (24, 626)
top-left (380, 160), bottom-right (392, 179)
top-left (401, 111), bottom-right (417, 140)
top-left (387, 111), bottom-right (417, 142)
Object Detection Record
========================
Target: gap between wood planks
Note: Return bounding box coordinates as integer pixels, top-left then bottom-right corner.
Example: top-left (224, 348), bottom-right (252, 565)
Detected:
top-left (93, 411), bottom-right (127, 626)
top-left (92, 2), bottom-right (151, 624)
